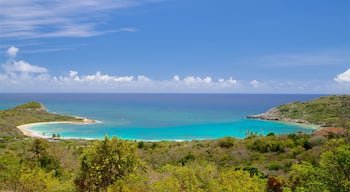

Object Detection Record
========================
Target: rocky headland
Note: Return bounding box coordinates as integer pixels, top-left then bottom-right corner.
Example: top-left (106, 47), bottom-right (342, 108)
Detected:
top-left (247, 107), bottom-right (311, 124)
top-left (247, 95), bottom-right (350, 128)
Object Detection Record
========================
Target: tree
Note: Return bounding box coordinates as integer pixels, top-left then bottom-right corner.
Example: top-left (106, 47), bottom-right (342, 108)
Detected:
top-left (288, 162), bottom-right (327, 192)
top-left (288, 139), bottom-right (350, 192)
top-left (18, 167), bottom-right (61, 192)
top-left (0, 152), bottom-right (22, 191)
top-left (319, 141), bottom-right (350, 191)
top-left (30, 138), bottom-right (61, 176)
top-left (75, 136), bottom-right (141, 192)
top-left (214, 169), bottom-right (266, 192)
top-left (149, 163), bottom-right (266, 192)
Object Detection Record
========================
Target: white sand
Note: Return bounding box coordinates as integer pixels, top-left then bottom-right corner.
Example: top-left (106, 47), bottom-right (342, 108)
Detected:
top-left (17, 118), bottom-right (96, 138)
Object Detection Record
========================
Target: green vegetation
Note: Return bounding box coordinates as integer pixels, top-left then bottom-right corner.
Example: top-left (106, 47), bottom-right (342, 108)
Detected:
top-left (0, 133), bottom-right (349, 191)
top-left (0, 97), bottom-right (349, 191)
top-left (0, 101), bottom-right (86, 137)
top-left (75, 136), bottom-right (141, 192)
top-left (276, 95), bottom-right (350, 128)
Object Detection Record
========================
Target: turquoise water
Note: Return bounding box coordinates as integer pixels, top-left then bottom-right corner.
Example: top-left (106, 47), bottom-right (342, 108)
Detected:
top-left (0, 94), bottom-right (323, 140)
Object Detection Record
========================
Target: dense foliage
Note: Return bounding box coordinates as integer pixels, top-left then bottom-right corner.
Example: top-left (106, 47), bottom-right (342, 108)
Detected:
top-left (0, 132), bottom-right (349, 191)
top-left (75, 136), bottom-right (141, 191)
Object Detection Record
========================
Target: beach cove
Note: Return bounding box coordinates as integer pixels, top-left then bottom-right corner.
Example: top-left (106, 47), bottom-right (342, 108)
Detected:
top-left (3, 93), bottom-right (324, 141)
top-left (17, 118), bottom-right (96, 138)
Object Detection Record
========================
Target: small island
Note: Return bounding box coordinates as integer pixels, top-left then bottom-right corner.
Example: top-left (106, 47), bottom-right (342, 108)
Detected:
top-left (0, 101), bottom-right (95, 137)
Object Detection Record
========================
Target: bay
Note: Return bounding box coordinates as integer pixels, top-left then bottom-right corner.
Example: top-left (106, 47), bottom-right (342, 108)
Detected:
top-left (0, 93), bottom-right (323, 140)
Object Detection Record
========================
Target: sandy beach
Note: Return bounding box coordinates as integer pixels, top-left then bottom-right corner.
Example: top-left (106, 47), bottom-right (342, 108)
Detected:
top-left (278, 121), bottom-right (321, 130)
top-left (17, 118), bottom-right (96, 138)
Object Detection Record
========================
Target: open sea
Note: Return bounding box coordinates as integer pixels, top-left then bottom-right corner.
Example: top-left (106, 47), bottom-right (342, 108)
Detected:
top-left (0, 94), bottom-right (324, 140)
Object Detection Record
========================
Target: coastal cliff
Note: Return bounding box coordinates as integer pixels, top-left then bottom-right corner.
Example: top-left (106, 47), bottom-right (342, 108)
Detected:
top-left (247, 95), bottom-right (350, 128)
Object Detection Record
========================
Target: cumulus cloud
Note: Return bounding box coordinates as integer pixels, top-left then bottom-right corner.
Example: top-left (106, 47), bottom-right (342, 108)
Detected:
top-left (0, 60), bottom-right (241, 92)
top-left (334, 68), bottom-right (350, 83)
top-left (1, 47), bottom-right (347, 93)
top-left (226, 77), bottom-right (238, 85)
top-left (216, 77), bottom-right (238, 88)
top-left (69, 70), bottom-right (78, 78)
top-left (183, 76), bottom-right (213, 84)
top-left (7, 46), bottom-right (19, 57)
top-left (173, 75), bottom-right (180, 81)
top-left (61, 71), bottom-right (135, 83)
top-left (137, 75), bottom-right (151, 82)
top-left (250, 80), bottom-right (260, 88)
top-left (3, 60), bottom-right (47, 73)
top-left (2, 47), bottom-right (48, 73)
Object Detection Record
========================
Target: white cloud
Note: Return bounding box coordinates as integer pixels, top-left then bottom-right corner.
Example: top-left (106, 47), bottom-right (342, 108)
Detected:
top-left (69, 70), bottom-right (78, 78)
top-left (3, 60), bottom-right (48, 73)
top-left (0, 1), bottom-right (157, 39)
top-left (334, 68), bottom-right (350, 83)
top-left (67, 71), bottom-right (135, 83)
top-left (183, 76), bottom-right (213, 84)
top-left (173, 75), bottom-right (180, 81)
top-left (226, 77), bottom-right (238, 85)
top-left (183, 76), bottom-right (196, 84)
top-left (0, 47), bottom-right (348, 93)
top-left (0, 69), bottom-right (347, 93)
top-left (137, 75), bottom-right (151, 82)
top-left (216, 77), bottom-right (238, 88)
top-left (2, 47), bottom-right (48, 73)
top-left (250, 80), bottom-right (260, 88)
top-left (7, 46), bottom-right (19, 57)
top-left (203, 77), bottom-right (212, 84)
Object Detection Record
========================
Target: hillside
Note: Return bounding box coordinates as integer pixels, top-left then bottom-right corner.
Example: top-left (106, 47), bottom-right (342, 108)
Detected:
top-left (0, 102), bottom-right (86, 137)
top-left (0, 98), bottom-right (349, 191)
top-left (247, 95), bottom-right (350, 128)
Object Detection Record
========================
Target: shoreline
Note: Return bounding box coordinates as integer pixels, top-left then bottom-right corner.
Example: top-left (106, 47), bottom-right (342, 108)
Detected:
top-left (249, 118), bottom-right (321, 130)
top-left (246, 108), bottom-right (322, 131)
top-left (17, 120), bottom-right (320, 141)
top-left (17, 118), bottom-right (97, 138)
top-left (272, 120), bottom-right (321, 131)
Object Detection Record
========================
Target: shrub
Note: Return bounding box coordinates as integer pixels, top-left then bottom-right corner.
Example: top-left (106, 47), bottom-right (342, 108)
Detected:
top-left (308, 135), bottom-right (326, 147)
top-left (265, 163), bottom-right (283, 171)
top-left (218, 137), bottom-right (236, 148)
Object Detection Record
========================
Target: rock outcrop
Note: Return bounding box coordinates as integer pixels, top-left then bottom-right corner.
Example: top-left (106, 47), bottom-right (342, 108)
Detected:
top-left (247, 107), bottom-right (311, 124)
top-left (246, 107), bottom-right (280, 121)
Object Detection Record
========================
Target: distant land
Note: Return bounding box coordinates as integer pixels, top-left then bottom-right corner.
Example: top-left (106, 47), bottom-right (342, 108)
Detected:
top-left (247, 95), bottom-right (350, 129)
top-left (0, 101), bottom-right (92, 137)
top-left (1, 95), bottom-right (349, 138)
top-left (1, 96), bottom-right (349, 191)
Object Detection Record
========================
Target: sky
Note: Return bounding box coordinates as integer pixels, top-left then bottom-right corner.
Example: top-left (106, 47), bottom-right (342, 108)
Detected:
top-left (0, 0), bottom-right (349, 93)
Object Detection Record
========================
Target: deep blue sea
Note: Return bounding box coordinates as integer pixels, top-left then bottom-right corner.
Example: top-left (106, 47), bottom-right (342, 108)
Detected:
top-left (0, 94), bottom-right (324, 140)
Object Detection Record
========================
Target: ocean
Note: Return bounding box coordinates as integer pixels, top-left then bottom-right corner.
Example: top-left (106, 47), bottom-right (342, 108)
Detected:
top-left (0, 94), bottom-right (324, 140)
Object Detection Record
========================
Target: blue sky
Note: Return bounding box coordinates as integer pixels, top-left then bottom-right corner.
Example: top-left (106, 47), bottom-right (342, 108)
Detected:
top-left (0, 0), bottom-right (349, 93)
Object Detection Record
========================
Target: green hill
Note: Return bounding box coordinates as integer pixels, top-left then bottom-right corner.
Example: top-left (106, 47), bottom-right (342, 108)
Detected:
top-left (0, 99), bottom-right (349, 191)
top-left (0, 102), bottom-right (85, 137)
top-left (248, 95), bottom-right (350, 128)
